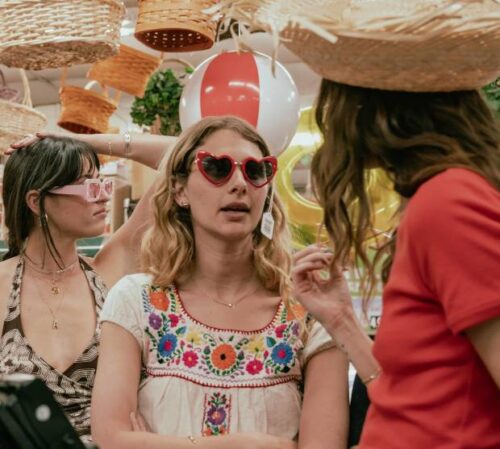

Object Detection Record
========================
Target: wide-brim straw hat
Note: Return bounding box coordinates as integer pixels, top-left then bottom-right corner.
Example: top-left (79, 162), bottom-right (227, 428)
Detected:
top-left (211, 0), bottom-right (500, 92)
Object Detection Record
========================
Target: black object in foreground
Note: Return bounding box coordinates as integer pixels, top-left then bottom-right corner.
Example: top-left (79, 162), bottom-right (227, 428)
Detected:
top-left (0, 374), bottom-right (97, 449)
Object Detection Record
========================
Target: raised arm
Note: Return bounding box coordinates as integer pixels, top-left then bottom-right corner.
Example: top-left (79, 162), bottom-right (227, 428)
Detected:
top-left (291, 245), bottom-right (381, 386)
top-left (9, 132), bottom-right (176, 170)
top-left (86, 133), bottom-right (177, 286)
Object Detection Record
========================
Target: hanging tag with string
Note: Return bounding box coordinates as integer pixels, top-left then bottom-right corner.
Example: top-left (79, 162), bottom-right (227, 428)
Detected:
top-left (260, 186), bottom-right (275, 240)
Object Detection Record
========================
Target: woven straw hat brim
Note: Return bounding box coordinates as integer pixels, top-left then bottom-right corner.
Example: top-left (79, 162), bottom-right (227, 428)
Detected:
top-left (282, 24), bottom-right (500, 92)
top-left (213, 0), bottom-right (500, 92)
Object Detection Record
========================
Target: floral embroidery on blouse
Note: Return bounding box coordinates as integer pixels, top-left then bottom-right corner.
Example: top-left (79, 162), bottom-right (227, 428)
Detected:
top-left (142, 284), bottom-right (304, 388)
top-left (202, 392), bottom-right (231, 436)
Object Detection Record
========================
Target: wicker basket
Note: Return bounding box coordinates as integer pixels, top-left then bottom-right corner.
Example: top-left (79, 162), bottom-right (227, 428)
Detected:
top-left (0, 70), bottom-right (47, 153)
top-left (0, 0), bottom-right (125, 70)
top-left (87, 44), bottom-right (162, 97)
top-left (0, 70), bottom-right (20, 103)
top-left (58, 72), bottom-right (120, 134)
top-left (135, 0), bottom-right (219, 52)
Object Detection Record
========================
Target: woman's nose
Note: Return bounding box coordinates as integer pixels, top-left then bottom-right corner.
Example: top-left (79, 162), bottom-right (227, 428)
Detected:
top-left (228, 165), bottom-right (248, 191)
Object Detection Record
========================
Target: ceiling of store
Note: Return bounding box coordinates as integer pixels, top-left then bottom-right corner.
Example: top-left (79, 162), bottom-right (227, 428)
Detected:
top-left (0, 1), bottom-right (320, 108)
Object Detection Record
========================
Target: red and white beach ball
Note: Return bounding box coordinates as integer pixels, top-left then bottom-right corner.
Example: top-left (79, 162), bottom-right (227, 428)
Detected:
top-left (179, 51), bottom-right (300, 156)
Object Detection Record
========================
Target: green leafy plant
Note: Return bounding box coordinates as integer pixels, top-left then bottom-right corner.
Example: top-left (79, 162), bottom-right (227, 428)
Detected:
top-left (482, 77), bottom-right (500, 117)
top-left (130, 67), bottom-right (193, 136)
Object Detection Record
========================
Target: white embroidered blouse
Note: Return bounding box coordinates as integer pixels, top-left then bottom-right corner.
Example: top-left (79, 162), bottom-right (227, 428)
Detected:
top-left (100, 274), bottom-right (334, 439)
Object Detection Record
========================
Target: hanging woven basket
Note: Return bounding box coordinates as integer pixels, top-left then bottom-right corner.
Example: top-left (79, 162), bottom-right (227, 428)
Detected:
top-left (0, 70), bottom-right (47, 153)
top-left (135, 0), bottom-right (219, 52)
top-left (0, 0), bottom-right (125, 70)
top-left (0, 70), bottom-right (20, 103)
top-left (87, 44), bottom-right (162, 97)
top-left (58, 70), bottom-right (120, 134)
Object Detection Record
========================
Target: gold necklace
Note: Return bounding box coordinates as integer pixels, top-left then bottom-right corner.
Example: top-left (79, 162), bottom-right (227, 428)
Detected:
top-left (209, 286), bottom-right (262, 309)
top-left (31, 275), bottom-right (67, 330)
top-left (24, 256), bottom-right (78, 296)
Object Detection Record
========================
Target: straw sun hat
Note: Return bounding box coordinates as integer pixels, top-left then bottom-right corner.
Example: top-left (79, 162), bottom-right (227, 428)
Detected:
top-left (211, 0), bottom-right (500, 92)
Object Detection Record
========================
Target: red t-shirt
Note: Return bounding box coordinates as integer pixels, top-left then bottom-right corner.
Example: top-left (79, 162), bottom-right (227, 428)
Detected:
top-left (360, 168), bottom-right (500, 449)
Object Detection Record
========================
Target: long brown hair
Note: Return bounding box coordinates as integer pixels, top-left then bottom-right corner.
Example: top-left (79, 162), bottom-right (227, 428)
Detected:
top-left (311, 80), bottom-right (500, 300)
top-left (2, 137), bottom-right (100, 267)
top-left (141, 116), bottom-right (292, 300)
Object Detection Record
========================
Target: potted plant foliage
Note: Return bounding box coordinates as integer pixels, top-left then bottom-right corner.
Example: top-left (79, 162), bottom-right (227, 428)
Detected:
top-left (130, 66), bottom-right (193, 136)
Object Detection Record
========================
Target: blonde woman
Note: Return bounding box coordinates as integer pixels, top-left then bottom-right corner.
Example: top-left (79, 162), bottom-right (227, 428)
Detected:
top-left (91, 116), bottom-right (349, 449)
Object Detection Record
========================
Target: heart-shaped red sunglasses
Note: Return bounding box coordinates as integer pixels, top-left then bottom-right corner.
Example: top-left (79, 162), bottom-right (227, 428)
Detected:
top-left (193, 151), bottom-right (277, 188)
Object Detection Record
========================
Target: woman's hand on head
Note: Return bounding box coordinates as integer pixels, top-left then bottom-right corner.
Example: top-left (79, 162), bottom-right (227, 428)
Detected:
top-left (6, 132), bottom-right (56, 154)
top-left (291, 244), bottom-right (355, 331)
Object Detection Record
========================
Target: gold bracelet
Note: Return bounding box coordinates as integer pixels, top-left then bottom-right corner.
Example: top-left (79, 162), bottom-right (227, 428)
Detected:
top-left (362, 369), bottom-right (381, 385)
top-left (187, 436), bottom-right (197, 445)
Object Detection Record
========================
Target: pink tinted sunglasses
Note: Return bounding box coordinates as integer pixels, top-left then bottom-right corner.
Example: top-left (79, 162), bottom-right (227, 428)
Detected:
top-left (193, 151), bottom-right (277, 188)
top-left (49, 178), bottom-right (113, 202)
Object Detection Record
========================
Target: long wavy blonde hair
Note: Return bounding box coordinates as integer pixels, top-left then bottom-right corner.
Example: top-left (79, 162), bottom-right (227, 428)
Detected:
top-left (141, 116), bottom-right (292, 300)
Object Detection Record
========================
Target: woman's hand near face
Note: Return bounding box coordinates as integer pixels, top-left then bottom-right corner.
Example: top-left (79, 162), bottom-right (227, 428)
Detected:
top-left (292, 245), bottom-right (381, 384)
top-left (291, 245), bottom-right (355, 332)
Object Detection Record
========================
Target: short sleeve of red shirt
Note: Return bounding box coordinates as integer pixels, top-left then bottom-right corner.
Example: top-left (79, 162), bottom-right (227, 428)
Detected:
top-left (406, 168), bottom-right (500, 334)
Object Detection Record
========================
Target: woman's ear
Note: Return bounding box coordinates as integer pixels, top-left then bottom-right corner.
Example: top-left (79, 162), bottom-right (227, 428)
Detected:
top-left (173, 181), bottom-right (189, 208)
top-left (25, 190), bottom-right (41, 216)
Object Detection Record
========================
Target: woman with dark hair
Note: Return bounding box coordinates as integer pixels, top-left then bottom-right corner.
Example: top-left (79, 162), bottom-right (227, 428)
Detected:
top-left (0, 133), bottom-right (176, 441)
top-left (282, 3), bottom-right (500, 448)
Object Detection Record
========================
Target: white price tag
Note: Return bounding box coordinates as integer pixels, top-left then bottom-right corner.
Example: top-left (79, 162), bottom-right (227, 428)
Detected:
top-left (260, 212), bottom-right (274, 239)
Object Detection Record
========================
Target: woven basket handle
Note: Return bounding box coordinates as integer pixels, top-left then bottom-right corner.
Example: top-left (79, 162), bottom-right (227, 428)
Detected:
top-left (160, 56), bottom-right (195, 70)
top-left (19, 69), bottom-right (33, 107)
top-left (60, 68), bottom-right (121, 104)
top-left (84, 80), bottom-right (122, 104)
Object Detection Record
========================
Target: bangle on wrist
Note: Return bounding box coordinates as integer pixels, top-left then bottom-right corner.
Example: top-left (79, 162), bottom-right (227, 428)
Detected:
top-left (123, 132), bottom-right (131, 155)
top-left (362, 369), bottom-right (381, 385)
top-left (187, 435), bottom-right (197, 445)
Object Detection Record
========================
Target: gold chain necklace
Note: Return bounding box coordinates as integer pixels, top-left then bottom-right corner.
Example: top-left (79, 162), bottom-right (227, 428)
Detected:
top-left (209, 286), bottom-right (262, 309)
top-left (23, 255), bottom-right (78, 296)
top-left (31, 275), bottom-right (67, 330)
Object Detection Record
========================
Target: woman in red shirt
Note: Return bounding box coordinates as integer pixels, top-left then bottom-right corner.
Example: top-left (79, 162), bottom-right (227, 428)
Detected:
top-left (293, 85), bottom-right (500, 449)
top-left (283, 4), bottom-right (500, 449)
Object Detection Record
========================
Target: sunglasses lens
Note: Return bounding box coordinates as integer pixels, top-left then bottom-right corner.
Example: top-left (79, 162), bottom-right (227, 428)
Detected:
top-left (88, 181), bottom-right (100, 200)
top-left (245, 160), bottom-right (274, 187)
top-left (201, 156), bottom-right (232, 183)
top-left (103, 179), bottom-right (113, 196)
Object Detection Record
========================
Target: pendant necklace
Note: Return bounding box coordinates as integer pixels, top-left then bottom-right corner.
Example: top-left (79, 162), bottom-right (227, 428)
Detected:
top-left (32, 275), bottom-right (67, 330)
top-left (23, 254), bottom-right (77, 330)
top-left (24, 255), bottom-right (78, 297)
top-left (209, 286), bottom-right (262, 309)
